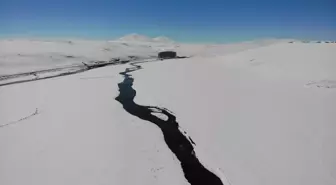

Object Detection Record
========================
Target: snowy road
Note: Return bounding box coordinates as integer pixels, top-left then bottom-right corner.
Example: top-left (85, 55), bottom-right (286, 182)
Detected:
top-left (0, 57), bottom-right (141, 87)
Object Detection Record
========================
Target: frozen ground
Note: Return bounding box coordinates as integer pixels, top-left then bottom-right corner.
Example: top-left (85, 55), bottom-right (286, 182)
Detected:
top-left (0, 37), bottom-right (335, 185)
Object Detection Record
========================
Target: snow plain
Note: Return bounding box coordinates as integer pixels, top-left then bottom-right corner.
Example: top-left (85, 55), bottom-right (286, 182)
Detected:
top-left (131, 43), bottom-right (336, 185)
top-left (0, 37), bottom-right (335, 185)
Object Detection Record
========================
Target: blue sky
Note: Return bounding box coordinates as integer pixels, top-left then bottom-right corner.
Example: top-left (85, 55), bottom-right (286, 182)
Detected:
top-left (1, 0), bottom-right (335, 43)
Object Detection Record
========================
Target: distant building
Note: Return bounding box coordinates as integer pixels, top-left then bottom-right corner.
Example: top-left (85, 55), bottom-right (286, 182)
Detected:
top-left (158, 51), bottom-right (177, 59)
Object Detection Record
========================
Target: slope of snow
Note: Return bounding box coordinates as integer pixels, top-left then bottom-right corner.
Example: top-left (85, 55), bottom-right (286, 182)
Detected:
top-left (130, 43), bottom-right (336, 185)
top-left (0, 38), bottom-right (286, 76)
top-left (0, 39), bottom-right (158, 75)
top-left (176, 39), bottom-right (293, 57)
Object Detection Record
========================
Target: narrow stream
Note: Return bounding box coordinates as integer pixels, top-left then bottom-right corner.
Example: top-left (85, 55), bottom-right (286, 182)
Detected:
top-left (115, 61), bottom-right (224, 185)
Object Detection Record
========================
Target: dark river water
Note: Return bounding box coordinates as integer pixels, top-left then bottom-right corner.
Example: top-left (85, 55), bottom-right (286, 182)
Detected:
top-left (115, 61), bottom-right (224, 185)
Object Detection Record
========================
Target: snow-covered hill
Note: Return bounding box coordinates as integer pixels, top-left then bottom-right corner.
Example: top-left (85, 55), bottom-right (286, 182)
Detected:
top-left (1, 38), bottom-right (335, 185)
top-left (117, 33), bottom-right (153, 42)
top-left (0, 38), bottom-right (160, 75)
top-left (117, 34), bottom-right (174, 43)
top-left (152, 36), bottom-right (174, 43)
top-left (0, 37), bottom-right (288, 76)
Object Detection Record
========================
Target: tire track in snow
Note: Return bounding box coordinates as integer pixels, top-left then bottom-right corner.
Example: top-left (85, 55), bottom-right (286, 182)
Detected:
top-left (0, 108), bottom-right (39, 128)
top-left (115, 61), bottom-right (224, 185)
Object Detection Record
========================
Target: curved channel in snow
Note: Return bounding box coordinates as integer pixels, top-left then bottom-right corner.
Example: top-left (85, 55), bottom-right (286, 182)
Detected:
top-left (115, 61), bottom-right (224, 185)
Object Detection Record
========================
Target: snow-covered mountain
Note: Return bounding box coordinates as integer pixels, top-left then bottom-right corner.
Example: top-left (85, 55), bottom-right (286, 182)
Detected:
top-left (116, 34), bottom-right (174, 43)
top-left (117, 33), bottom-right (153, 42)
top-left (152, 36), bottom-right (174, 43)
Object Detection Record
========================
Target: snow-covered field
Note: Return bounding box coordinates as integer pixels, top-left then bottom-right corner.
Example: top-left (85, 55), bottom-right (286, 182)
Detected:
top-left (0, 36), bottom-right (335, 185)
